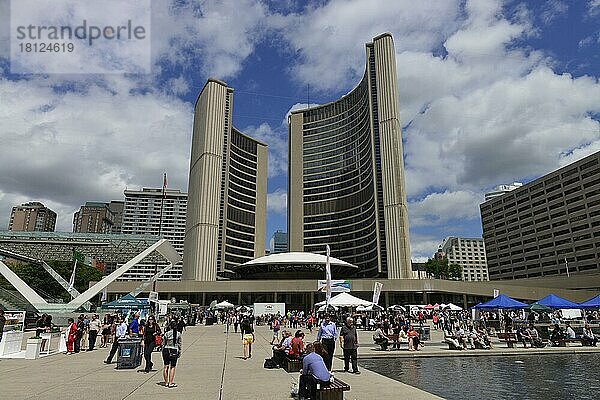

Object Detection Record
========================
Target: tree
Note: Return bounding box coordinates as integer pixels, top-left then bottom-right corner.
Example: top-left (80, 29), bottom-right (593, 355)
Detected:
top-left (424, 258), bottom-right (461, 280)
top-left (448, 263), bottom-right (462, 280)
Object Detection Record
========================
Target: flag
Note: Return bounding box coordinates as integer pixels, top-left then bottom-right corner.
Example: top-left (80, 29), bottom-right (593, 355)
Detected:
top-left (325, 245), bottom-right (332, 307)
top-left (72, 250), bottom-right (85, 263)
top-left (372, 281), bottom-right (383, 305)
top-left (68, 259), bottom-right (77, 292)
top-left (101, 286), bottom-right (107, 302)
top-left (162, 172), bottom-right (168, 198)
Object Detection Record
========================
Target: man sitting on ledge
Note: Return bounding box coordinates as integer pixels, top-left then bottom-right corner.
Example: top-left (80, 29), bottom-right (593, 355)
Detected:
top-left (582, 324), bottom-right (598, 347)
top-left (373, 324), bottom-right (391, 350)
top-left (299, 342), bottom-right (331, 400)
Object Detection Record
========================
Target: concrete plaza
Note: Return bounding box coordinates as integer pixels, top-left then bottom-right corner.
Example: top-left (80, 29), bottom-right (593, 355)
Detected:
top-left (0, 324), bottom-right (439, 400)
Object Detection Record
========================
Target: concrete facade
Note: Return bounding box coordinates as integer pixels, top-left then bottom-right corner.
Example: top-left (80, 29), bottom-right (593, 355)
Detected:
top-left (440, 237), bottom-right (489, 281)
top-left (481, 151), bottom-right (600, 280)
top-left (288, 33), bottom-right (411, 279)
top-left (183, 79), bottom-right (267, 281)
top-left (72, 202), bottom-right (114, 233)
top-left (121, 187), bottom-right (187, 280)
top-left (8, 202), bottom-right (56, 232)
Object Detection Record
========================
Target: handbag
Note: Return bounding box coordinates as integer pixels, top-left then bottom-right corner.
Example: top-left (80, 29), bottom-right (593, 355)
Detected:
top-left (168, 348), bottom-right (180, 358)
top-left (155, 335), bottom-right (163, 346)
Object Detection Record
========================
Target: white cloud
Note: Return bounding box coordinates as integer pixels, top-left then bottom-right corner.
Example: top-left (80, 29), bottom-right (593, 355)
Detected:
top-left (588, 0), bottom-right (600, 16)
top-left (242, 123), bottom-right (287, 178)
top-left (273, 0), bottom-right (462, 92)
top-left (0, 75), bottom-right (193, 231)
top-left (267, 189), bottom-right (287, 215)
top-left (409, 233), bottom-right (441, 261)
top-left (540, 0), bottom-right (569, 25)
top-left (409, 191), bottom-right (483, 227)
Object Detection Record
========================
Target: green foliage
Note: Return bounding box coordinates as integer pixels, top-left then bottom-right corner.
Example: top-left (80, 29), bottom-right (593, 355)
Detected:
top-left (0, 260), bottom-right (103, 303)
top-left (424, 258), bottom-right (462, 280)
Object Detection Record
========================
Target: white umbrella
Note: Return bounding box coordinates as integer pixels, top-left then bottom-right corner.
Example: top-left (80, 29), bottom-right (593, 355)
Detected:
top-left (356, 304), bottom-right (383, 312)
top-left (387, 305), bottom-right (406, 312)
top-left (318, 304), bottom-right (338, 313)
top-left (444, 303), bottom-right (463, 311)
top-left (213, 300), bottom-right (235, 309)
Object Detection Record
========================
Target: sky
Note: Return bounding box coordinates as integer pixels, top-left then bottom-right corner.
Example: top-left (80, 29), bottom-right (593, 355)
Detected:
top-left (0, 0), bottom-right (598, 262)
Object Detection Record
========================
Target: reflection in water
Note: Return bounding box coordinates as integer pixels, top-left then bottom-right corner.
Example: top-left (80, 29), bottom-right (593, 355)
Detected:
top-left (360, 354), bottom-right (600, 400)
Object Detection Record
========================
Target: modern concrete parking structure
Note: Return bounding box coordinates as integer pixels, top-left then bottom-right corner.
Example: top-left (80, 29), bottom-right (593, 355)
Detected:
top-left (481, 151), bottom-right (600, 280)
top-left (288, 33), bottom-right (411, 279)
top-left (183, 79), bottom-right (267, 281)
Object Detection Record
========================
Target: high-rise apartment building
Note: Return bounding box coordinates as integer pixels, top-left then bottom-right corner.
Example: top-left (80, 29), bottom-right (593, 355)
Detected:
top-left (481, 151), bottom-right (600, 280)
top-left (270, 230), bottom-right (288, 254)
top-left (121, 188), bottom-right (187, 280)
top-left (183, 79), bottom-right (268, 281)
top-left (485, 182), bottom-right (523, 202)
top-left (108, 201), bottom-right (124, 234)
top-left (73, 202), bottom-right (114, 233)
top-left (8, 202), bottom-right (56, 232)
top-left (439, 237), bottom-right (488, 281)
top-left (288, 33), bottom-right (411, 279)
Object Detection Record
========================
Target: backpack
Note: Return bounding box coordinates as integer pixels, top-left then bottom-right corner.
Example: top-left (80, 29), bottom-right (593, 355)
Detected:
top-left (263, 358), bottom-right (278, 369)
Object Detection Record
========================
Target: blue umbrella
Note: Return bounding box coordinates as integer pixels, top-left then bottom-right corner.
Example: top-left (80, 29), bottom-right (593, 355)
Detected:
top-left (533, 294), bottom-right (582, 309)
top-left (579, 295), bottom-right (600, 309)
top-left (471, 294), bottom-right (528, 310)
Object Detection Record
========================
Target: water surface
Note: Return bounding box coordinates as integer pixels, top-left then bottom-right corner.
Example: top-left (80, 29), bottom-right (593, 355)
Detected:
top-left (361, 354), bottom-right (600, 400)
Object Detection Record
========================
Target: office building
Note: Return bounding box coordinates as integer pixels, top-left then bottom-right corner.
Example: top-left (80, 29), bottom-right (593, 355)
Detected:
top-left (121, 188), bottom-right (187, 280)
top-left (8, 202), bottom-right (56, 232)
top-left (288, 33), bottom-right (411, 279)
top-left (73, 202), bottom-right (114, 233)
top-left (270, 230), bottom-right (288, 254)
top-left (108, 201), bottom-right (124, 234)
top-left (439, 237), bottom-right (488, 281)
top-left (485, 182), bottom-right (523, 202)
top-left (183, 79), bottom-right (268, 281)
top-left (481, 151), bottom-right (600, 280)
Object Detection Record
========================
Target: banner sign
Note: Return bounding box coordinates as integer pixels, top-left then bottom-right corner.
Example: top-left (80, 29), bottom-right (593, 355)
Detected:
top-left (317, 280), bottom-right (351, 293)
top-left (493, 289), bottom-right (499, 298)
top-left (372, 281), bottom-right (383, 305)
top-left (2, 311), bottom-right (26, 333)
top-left (149, 291), bottom-right (159, 302)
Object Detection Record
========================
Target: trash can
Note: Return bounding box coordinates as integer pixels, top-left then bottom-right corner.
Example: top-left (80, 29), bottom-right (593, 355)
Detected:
top-left (116, 339), bottom-right (142, 369)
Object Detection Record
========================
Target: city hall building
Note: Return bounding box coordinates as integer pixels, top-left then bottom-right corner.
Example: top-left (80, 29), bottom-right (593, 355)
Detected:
top-left (183, 79), bottom-right (268, 281)
top-left (481, 151), bottom-right (600, 280)
top-left (288, 33), bottom-right (412, 279)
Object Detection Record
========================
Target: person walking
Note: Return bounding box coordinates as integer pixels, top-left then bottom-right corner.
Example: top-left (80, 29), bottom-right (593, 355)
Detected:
top-left (142, 315), bottom-right (160, 373)
top-left (74, 315), bottom-right (84, 353)
top-left (0, 309), bottom-right (6, 343)
top-left (88, 314), bottom-right (101, 351)
top-left (317, 314), bottom-right (337, 371)
top-left (162, 319), bottom-right (182, 388)
top-left (339, 317), bottom-right (360, 374)
top-left (104, 316), bottom-right (128, 364)
top-left (241, 317), bottom-right (255, 359)
top-left (65, 317), bottom-right (78, 354)
top-left (270, 317), bottom-right (281, 345)
top-left (129, 313), bottom-right (140, 337)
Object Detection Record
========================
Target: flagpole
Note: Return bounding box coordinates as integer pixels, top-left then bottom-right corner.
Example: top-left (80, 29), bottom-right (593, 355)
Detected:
top-left (153, 173), bottom-right (167, 294)
top-left (325, 245), bottom-right (331, 311)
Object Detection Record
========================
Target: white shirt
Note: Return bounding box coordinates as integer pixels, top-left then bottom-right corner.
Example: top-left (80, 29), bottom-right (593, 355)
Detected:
top-left (116, 322), bottom-right (128, 338)
top-left (89, 319), bottom-right (101, 331)
top-left (566, 326), bottom-right (576, 339)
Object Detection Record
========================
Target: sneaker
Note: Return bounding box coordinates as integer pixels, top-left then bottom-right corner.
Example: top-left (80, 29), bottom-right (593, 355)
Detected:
top-left (103, 360), bottom-right (111, 364)
top-left (353, 370), bottom-right (361, 374)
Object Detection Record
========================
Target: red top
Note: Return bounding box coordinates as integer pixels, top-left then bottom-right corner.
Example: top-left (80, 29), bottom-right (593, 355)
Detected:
top-left (289, 337), bottom-right (304, 357)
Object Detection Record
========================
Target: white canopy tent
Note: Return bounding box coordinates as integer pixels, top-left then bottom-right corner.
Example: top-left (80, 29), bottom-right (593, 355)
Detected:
top-left (315, 292), bottom-right (372, 308)
top-left (387, 305), bottom-right (406, 312)
top-left (317, 304), bottom-right (338, 313)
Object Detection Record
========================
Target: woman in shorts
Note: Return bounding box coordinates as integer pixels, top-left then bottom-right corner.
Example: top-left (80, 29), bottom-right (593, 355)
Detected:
top-left (241, 317), bottom-right (255, 359)
top-left (162, 319), bottom-right (182, 388)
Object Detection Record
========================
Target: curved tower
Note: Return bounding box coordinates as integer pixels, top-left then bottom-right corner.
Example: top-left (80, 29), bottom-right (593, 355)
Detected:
top-left (183, 79), bottom-right (267, 281)
top-left (288, 33), bottom-right (411, 279)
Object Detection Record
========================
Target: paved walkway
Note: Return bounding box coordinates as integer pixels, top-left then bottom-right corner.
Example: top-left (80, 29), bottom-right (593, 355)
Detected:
top-left (0, 324), bottom-right (439, 400)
